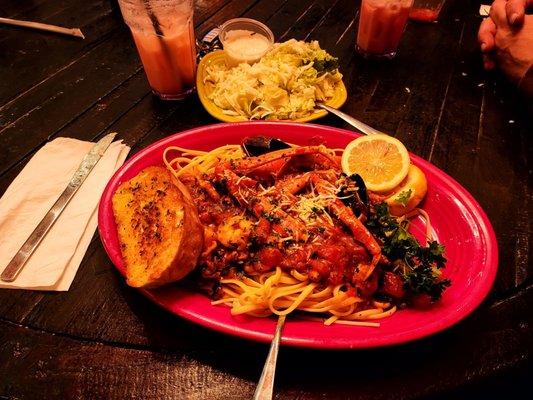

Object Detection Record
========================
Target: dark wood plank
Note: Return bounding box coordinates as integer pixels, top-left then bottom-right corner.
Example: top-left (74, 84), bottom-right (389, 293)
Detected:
top-left (0, 0), bottom-right (228, 92)
top-left (0, 29), bottom-right (142, 173)
top-left (196, 0), bottom-right (258, 37)
top-left (0, 0), bottom-right (231, 178)
top-left (277, 0), bottom-right (327, 41)
top-left (427, 5), bottom-right (533, 297)
top-left (242, 0), bottom-right (288, 21)
top-left (262, 0), bottom-right (317, 39)
top-left (0, 0), bottom-right (72, 23)
top-left (302, 0), bottom-right (357, 53)
top-left (0, 0), bottom-right (116, 105)
top-left (1, 283), bottom-right (531, 399)
top-left (344, 3), bottom-right (463, 152)
top-left (0, 71), bottom-right (148, 195)
top-left (393, 4), bottom-right (473, 157)
top-left (0, 0), bottom-right (229, 122)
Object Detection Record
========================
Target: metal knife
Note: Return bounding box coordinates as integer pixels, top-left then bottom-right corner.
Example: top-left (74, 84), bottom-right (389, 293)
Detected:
top-left (1, 132), bottom-right (117, 282)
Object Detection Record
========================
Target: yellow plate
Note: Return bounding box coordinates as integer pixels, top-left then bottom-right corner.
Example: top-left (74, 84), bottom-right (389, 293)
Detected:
top-left (196, 50), bottom-right (348, 123)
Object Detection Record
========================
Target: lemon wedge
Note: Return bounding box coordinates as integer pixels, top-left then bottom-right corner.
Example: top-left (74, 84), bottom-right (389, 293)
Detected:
top-left (341, 134), bottom-right (410, 192)
top-left (385, 164), bottom-right (428, 216)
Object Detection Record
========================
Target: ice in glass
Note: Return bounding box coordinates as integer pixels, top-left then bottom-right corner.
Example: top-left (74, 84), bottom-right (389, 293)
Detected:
top-left (356, 0), bottom-right (414, 59)
top-left (118, 0), bottom-right (196, 100)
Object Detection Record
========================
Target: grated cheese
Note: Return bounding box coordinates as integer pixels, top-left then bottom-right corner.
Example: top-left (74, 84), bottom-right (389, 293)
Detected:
top-left (290, 193), bottom-right (336, 226)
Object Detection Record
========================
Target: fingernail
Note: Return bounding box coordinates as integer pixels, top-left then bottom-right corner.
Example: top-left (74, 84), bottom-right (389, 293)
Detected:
top-left (481, 42), bottom-right (487, 51)
top-left (510, 13), bottom-right (518, 24)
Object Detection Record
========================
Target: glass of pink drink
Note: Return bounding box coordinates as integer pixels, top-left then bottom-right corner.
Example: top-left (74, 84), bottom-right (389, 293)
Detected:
top-left (356, 0), bottom-right (414, 59)
top-left (409, 0), bottom-right (446, 22)
top-left (118, 0), bottom-right (196, 100)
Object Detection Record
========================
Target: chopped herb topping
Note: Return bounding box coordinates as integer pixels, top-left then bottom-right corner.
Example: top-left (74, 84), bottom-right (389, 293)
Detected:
top-left (368, 203), bottom-right (451, 301)
top-left (311, 206), bottom-right (324, 215)
top-left (262, 212), bottom-right (280, 224)
top-left (396, 189), bottom-right (412, 207)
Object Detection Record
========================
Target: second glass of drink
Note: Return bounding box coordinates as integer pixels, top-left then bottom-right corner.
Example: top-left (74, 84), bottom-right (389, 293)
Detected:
top-left (356, 0), bottom-right (414, 59)
top-left (409, 0), bottom-right (446, 22)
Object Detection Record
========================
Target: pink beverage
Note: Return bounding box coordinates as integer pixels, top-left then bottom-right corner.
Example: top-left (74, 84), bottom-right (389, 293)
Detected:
top-left (356, 0), bottom-right (414, 59)
top-left (119, 0), bottom-right (196, 100)
top-left (409, 0), bottom-right (446, 22)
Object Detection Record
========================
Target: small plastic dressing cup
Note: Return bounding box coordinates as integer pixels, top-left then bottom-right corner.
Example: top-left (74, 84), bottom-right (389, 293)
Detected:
top-left (219, 18), bottom-right (274, 67)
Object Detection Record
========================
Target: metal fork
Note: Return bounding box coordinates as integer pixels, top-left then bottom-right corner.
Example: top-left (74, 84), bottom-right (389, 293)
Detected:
top-left (317, 103), bottom-right (381, 135)
top-left (253, 315), bottom-right (286, 400)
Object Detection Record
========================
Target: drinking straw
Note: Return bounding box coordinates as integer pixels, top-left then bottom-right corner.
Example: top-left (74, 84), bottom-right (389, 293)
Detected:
top-left (140, 0), bottom-right (185, 90)
top-left (0, 17), bottom-right (85, 39)
top-left (142, 0), bottom-right (164, 36)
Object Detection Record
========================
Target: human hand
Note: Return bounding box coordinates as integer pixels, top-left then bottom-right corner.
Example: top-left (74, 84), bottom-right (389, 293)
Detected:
top-left (489, 0), bottom-right (533, 83)
top-left (505, 0), bottom-right (533, 25)
top-left (477, 0), bottom-right (533, 88)
top-left (478, 0), bottom-right (533, 70)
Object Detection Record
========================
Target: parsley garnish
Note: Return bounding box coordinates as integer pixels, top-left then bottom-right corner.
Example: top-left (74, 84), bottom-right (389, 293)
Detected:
top-left (396, 189), bottom-right (412, 207)
top-left (311, 206), bottom-right (324, 215)
top-left (368, 203), bottom-right (451, 301)
top-left (262, 212), bottom-right (280, 224)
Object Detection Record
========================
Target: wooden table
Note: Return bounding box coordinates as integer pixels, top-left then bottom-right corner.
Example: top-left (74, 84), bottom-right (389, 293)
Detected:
top-left (1, 0), bottom-right (531, 398)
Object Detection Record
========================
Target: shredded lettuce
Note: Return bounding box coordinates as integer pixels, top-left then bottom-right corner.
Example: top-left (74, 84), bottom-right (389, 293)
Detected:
top-left (204, 39), bottom-right (342, 120)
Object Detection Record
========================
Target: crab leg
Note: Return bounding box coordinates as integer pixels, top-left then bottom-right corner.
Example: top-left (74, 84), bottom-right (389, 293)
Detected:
top-left (214, 163), bottom-right (308, 242)
top-left (310, 175), bottom-right (382, 281)
top-left (273, 171), bottom-right (382, 278)
top-left (275, 172), bottom-right (313, 197)
top-left (275, 170), bottom-right (337, 197)
top-left (234, 146), bottom-right (339, 176)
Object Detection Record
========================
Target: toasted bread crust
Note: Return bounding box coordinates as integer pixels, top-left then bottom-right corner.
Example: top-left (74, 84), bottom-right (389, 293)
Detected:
top-left (112, 166), bottom-right (203, 288)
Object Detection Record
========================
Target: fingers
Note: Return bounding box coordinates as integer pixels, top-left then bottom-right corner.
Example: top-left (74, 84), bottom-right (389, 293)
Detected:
top-left (489, 0), bottom-right (508, 27)
top-left (506, 0), bottom-right (525, 25)
top-left (478, 12), bottom-right (498, 71)
top-left (478, 17), bottom-right (496, 52)
top-left (506, 0), bottom-right (533, 26)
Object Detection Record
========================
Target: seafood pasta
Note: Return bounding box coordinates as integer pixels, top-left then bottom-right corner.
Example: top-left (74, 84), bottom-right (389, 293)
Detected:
top-left (162, 137), bottom-right (450, 326)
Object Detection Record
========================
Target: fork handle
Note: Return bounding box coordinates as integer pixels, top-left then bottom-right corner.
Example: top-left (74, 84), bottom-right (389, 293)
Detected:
top-left (253, 315), bottom-right (286, 400)
top-left (318, 104), bottom-right (381, 135)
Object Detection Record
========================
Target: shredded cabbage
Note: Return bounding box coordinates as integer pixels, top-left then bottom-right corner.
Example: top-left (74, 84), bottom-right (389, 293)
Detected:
top-left (204, 39), bottom-right (343, 120)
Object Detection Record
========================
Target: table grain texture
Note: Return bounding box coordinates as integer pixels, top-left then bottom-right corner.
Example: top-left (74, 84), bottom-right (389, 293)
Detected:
top-left (0, 0), bottom-right (531, 399)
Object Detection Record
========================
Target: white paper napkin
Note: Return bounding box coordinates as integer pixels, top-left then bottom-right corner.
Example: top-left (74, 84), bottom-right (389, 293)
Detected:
top-left (480, 5), bottom-right (490, 16)
top-left (0, 137), bottom-right (130, 291)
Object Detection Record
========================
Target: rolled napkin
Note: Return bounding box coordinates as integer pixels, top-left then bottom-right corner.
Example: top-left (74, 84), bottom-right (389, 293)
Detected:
top-left (0, 137), bottom-right (130, 290)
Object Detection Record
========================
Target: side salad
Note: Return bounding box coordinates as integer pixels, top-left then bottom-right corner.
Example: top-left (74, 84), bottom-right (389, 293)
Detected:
top-left (204, 39), bottom-right (343, 120)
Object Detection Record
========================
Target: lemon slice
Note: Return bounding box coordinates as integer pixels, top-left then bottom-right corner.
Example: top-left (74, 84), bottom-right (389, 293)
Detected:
top-left (385, 164), bottom-right (428, 216)
top-left (341, 134), bottom-right (410, 192)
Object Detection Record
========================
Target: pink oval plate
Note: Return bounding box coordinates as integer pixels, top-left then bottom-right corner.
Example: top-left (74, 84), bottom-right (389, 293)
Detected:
top-left (98, 122), bottom-right (498, 349)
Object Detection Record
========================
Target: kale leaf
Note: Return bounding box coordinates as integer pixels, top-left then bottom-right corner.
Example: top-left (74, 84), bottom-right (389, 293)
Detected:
top-left (367, 203), bottom-right (451, 301)
top-left (312, 57), bottom-right (339, 74)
